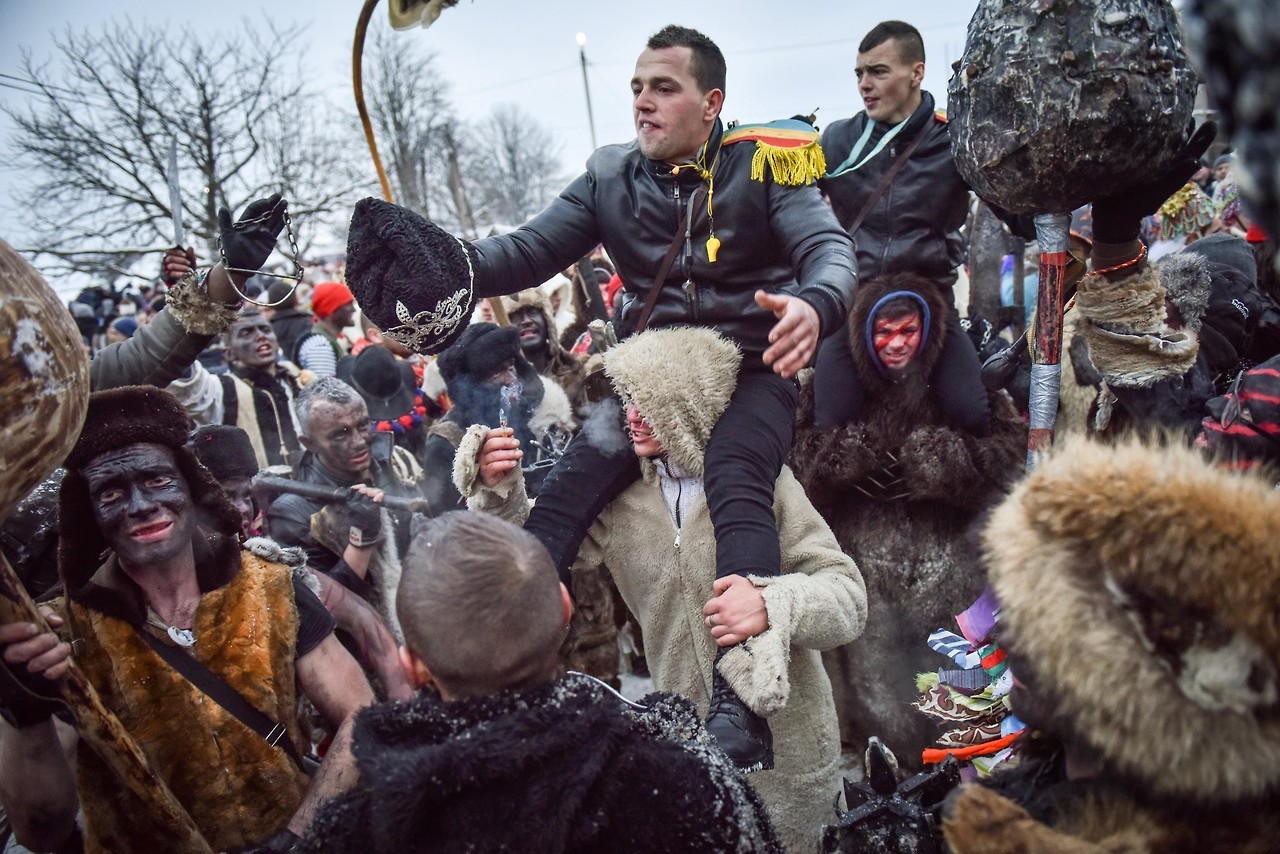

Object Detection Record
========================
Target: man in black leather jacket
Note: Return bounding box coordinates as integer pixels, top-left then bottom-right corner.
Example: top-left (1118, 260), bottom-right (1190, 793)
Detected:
top-left (814, 21), bottom-right (990, 435)
top-left (454, 25), bottom-right (856, 771)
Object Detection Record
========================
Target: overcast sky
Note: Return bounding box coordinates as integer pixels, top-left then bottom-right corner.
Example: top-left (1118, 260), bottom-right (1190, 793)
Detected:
top-left (1, 0), bottom-right (981, 292)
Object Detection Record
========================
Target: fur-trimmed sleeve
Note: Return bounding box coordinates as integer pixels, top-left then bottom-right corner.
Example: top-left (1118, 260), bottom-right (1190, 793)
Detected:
top-left (719, 470), bottom-right (866, 716)
top-left (453, 424), bottom-right (531, 524)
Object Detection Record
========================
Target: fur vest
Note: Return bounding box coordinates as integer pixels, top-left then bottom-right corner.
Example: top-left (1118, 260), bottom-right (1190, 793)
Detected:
top-left (790, 274), bottom-right (1027, 763)
top-left (298, 673), bottom-right (781, 853)
top-left (58, 552), bottom-right (310, 852)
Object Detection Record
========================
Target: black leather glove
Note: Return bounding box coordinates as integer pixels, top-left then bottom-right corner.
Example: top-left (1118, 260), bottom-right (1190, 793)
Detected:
top-left (218, 193), bottom-right (287, 272)
top-left (1091, 121), bottom-right (1217, 244)
top-left (346, 489), bottom-right (383, 549)
top-left (981, 331), bottom-right (1029, 391)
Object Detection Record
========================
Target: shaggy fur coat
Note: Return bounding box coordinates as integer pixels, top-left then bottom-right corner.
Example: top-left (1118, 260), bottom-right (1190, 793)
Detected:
top-left (53, 551), bottom-right (310, 852)
top-left (458, 327), bottom-right (868, 852)
top-left (790, 274), bottom-right (1027, 765)
top-left (299, 673), bottom-right (781, 853)
top-left (944, 438), bottom-right (1280, 852)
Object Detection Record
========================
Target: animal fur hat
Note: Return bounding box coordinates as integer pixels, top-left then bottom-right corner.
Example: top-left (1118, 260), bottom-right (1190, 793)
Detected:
top-left (345, 197), bottom-right (476, 355)
top-left (603, 326), bottom-right (741, 477)
top-left (983, 437), bottom-right (1280, 801)
top-left (58, 386), bottom-right (243, 622)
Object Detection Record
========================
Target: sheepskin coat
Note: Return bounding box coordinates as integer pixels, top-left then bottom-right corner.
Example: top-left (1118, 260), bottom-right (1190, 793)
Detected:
top-left (299, 673), bottom-right (781, 853)
top-left (790, 274), bottom-right (1027, 764)
top-left (53, 551), bottom-right (310, 852)
top-left (459, 327), bottom-right (868, 852)
top-left (945, 438), bottom-right (1280, 852)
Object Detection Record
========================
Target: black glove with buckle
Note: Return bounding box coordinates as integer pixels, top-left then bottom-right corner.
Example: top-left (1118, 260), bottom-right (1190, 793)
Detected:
top-left (218, 193), bottom-right (288, 273)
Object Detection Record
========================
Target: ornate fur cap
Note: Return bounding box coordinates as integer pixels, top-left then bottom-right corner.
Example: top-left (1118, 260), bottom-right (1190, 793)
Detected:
top-left (345, 197), bottom-right (476, 355)
top-left (603, 326), bottom-right (741, 477)
top-left (983, 437), bottom-right (1280, 801)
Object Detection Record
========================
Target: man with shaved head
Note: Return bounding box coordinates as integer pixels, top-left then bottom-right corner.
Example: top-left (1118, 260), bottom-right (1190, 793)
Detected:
top-left (300, 511), bottom-right (780, 853)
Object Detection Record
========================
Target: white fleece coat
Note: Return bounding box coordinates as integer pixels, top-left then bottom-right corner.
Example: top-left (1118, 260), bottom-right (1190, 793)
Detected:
top-left (457, 327), bottom-right (868, 851)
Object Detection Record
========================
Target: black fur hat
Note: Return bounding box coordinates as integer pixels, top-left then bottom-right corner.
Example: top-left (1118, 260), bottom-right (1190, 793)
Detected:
top-left (190, 424), bottom-right (260, 481)
top-left (436, 323), bottom-right (522, 387)
top-left (345, 197), bottom-right (477, 355)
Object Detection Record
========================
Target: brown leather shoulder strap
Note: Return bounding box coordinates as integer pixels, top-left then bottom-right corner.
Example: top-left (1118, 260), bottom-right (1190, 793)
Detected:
top-left (844, 130), bottom-right (927, 236)
top-left (634, 186), bottom-right (706, 334)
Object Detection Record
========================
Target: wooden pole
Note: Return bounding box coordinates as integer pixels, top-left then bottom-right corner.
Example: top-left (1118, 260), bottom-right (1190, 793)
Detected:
top-left (1026, 212), bottom-right (1071, 468)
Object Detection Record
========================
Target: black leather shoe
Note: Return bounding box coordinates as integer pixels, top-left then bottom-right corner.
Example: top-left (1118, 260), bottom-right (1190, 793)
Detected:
top-left (705, 669), bottom-right (774, 772)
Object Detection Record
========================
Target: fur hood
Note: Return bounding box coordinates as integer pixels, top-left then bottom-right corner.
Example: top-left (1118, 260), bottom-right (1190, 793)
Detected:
top-left (983, 437), bottom-right (1280, 802)
top-left (501, 288), bottom-right (564, 358)
top-left (603, 327), bottom-right (741, 477)
top-left (846, 273), bottom-right (949, 402)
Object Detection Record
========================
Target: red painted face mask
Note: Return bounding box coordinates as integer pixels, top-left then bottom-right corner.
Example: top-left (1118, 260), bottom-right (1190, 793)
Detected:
top-left (872, 311), bottom-right (923, 371)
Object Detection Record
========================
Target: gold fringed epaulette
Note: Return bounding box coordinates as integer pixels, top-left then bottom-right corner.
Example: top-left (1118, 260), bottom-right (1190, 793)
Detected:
top-left (722, 119), bottom-right (826, 186)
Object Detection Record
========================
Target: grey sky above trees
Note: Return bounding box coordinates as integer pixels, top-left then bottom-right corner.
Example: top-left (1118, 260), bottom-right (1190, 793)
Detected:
top-left (2, 0), bottom-right (980, 294)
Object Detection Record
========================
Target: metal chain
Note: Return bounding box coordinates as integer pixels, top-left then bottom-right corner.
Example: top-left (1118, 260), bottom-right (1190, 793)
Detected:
top-left (218, 206), bottom-right (307, 308)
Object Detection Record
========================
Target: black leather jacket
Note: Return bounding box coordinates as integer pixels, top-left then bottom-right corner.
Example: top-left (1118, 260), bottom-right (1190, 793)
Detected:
top-left (471, 119), bottom-right (856, 367)
top-left (819, 92), bottom-right (971, 294)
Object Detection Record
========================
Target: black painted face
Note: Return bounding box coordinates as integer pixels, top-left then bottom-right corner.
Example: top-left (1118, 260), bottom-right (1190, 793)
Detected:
top-left (226, 313), bottom-right (279, 370)
top-left (511, 307), bottom-right (547, 353)
top-left (81, 443), bottom-right (197, 569)
top-left (219, 474), bottom-right (256, 536)
top-left (302, 399), bottom-right (373, 482)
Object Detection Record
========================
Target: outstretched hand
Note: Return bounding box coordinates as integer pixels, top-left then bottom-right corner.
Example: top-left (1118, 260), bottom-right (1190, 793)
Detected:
top-left (1091, 121), bottom-right (1217, 244)
top-left (477, 427), bottom-right (522, 488)
top-left (218, 193), bottom-right (288, 273)
top-left (758, 290), bottom-right (820, 378)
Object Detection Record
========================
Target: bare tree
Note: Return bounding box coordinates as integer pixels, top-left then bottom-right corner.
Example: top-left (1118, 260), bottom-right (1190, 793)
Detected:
top-left (363, 30), bottom-right (465, 231)
top-left (468, 104), bottom-right (565, 227)
top-left (4, 19), bottom-right (363, 277)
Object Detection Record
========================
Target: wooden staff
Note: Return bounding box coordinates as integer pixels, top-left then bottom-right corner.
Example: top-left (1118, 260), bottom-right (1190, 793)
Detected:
top-left (1026, 213), bottom-right (1071, 467)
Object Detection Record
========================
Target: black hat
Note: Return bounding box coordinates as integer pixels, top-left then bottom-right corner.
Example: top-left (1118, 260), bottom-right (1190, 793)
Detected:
top-left (336, 345), bottom-right (418, 422)
top-left (436, 323), bottom-right (521, 387)
top-left (190, 424), bottom-right (259, 481)
top-left (345, 197), bottom-right (476, 355)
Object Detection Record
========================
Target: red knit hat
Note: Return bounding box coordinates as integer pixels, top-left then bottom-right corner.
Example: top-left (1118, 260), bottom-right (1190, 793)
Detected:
top-left (312, 281), bottom-right (355, 319)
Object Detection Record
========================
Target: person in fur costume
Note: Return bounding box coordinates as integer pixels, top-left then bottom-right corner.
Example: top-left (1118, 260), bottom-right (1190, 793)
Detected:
top-left (501, 287), bottom-right (590, 415)
top-left (299, 511), bottom-right (781, 854)
top-left (943, 437), bottom-right (1280, 853)
top-left (0, 386), bottom-right (374, 852)
top-left (790, 271), bottom-right (1027, 767)
top-left (266, 377), bottom-right (429, 642)
top-left (458, 327), bottom-right (868, 851)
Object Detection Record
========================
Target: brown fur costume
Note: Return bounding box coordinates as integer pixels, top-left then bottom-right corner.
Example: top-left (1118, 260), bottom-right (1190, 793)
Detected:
top-left (54, 554), bottom-right (309, 852)
top-left (790, 274), bottom-right (1027, 765)
top-left (944, 438), bottom-right (1280, 852)
top-left (500, 288), bottom-right (589, 414)
top-left (53, 386), bottom-right (310, 850)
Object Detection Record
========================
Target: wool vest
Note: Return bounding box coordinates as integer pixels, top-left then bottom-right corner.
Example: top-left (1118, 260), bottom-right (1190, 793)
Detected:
top-left (66, 553), bottom-right (310, 852)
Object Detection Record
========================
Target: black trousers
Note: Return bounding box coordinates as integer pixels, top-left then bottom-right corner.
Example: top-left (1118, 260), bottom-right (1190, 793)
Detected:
top-left (812, 304), bottom-right (991, 435)
top-left (525, 370), bottom-right (797, 590)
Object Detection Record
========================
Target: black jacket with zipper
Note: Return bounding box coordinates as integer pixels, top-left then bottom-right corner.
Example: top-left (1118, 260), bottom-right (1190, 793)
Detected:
top-left (819, 91), bottom-right (971, 295)
top-left (470, 119), bottom-right (856, 369)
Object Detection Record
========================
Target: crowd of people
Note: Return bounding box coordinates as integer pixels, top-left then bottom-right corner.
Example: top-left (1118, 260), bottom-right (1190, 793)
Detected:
top-left (2, 14), bottom-right (1280, 854)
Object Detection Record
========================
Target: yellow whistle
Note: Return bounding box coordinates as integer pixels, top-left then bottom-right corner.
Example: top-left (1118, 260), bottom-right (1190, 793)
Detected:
top-left (706, 235), bottom-right (721, 263)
